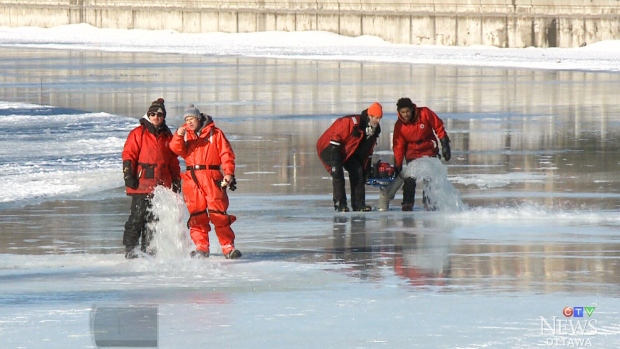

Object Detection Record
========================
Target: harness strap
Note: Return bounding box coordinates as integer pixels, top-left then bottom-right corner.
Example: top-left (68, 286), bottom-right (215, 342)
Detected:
top-left (187, 210), bottom-right (207, 228)
top-left (208, 209), bottom-right (227, 215)
top-left (187, 167), bottom-right (226, 218)
top-left (188, 167), bottom-right (201, 191)
top-left (186, 165), bottom-right (220, 171)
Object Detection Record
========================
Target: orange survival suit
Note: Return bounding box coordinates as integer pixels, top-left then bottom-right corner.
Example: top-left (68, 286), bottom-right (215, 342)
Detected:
top-left (169, 115), bottom-right (237, 255)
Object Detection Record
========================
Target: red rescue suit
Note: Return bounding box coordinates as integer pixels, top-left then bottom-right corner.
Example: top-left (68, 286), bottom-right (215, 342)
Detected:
top-left (316, 114), bottom-right (378, 173)
top-left (392, 107), bottom-right (447, 169)
top-left (122, 118), bottom-right (180, 195)
top-left (316, 111), bottom-right (380, 210)
top-left (169, 118), bottom-right (237, 255)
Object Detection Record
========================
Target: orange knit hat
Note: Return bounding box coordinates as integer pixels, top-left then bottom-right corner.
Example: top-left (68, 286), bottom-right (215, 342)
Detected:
top-left (367, 102), bottom-right (383, 118)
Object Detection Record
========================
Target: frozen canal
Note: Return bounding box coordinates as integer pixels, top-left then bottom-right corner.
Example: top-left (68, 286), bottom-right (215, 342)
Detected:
top-left (0, 28), bottom-right (619, 348)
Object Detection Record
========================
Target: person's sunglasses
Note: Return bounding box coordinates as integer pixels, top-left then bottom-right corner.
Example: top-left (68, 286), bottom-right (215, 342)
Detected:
top-left (148, 112), bottom-right (164, 117)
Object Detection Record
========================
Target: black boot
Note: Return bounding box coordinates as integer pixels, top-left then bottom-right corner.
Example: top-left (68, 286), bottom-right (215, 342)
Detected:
top-left (141, 243), bottom-right (156, 257)
top-left (125, 248), bottom-right (139, 259)
top-left (190, 250), bottom-right (210, 259)
top-left (335, 204), bottom-right (350, 212)
top-left (225, 249), bottom-right (242, 259)
top-left (401, 203), bottom-right (414, 211)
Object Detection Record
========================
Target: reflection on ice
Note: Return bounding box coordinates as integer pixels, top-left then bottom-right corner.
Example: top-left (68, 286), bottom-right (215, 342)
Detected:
top-left (453, 172), bottom-right (547, 188)
top-left (396, 222), bottom-right (452, 287)
top-left (1, 200), bottom-right (620, 347)
top-left (330, 215), bottom-right (452, 287)
top-left (1, 43), bottom-right (620, 347)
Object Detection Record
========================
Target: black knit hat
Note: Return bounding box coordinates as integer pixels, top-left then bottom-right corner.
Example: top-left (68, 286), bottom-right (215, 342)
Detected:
top-left (396, 97), bottom-right (415, 110)
top-left (148, 98), bottom-right (166, 118)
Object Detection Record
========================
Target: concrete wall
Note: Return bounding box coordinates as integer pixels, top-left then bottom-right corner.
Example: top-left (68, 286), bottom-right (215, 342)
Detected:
top-left (1, 0), bottom-right (619, 48)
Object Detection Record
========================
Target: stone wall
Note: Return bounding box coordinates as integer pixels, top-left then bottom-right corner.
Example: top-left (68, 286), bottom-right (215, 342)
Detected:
top-left (1, 0), bottom-right (619, 47)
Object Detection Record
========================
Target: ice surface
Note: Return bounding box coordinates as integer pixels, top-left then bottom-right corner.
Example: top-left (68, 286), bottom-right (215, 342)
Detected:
top-left (0, 26), bottom-right (619, 348)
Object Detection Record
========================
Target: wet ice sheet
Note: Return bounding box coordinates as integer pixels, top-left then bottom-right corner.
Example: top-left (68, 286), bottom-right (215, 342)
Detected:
top-left (1, 182), bottom-right (620, 347)
top-left (0, 28), bottom-right (619, 347)
top-left (0, 103), bottom-right (134, 204)
top-left (1, 251), bottom-right (620, 348)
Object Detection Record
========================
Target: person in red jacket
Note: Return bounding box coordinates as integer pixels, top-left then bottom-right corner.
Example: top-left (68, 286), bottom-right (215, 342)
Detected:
top-left (169, 104), bottom-right (241, 259)
top-left (317, 102), bottom-right (383, 212)
top-left (122, 98), bottom-right (181, 259)
top-left (392, 97), bottom-right (451, 211)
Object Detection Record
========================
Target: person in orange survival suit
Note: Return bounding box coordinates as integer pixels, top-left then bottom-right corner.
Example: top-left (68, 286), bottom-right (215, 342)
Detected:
top-left (122, 98), bottom-right (181, 259)
top-left (392, 97), bottom-right (451, 211)
top-left (169, 104), bottom-right (241, 259)
top-left (317, 102), bottom-right (383, 212)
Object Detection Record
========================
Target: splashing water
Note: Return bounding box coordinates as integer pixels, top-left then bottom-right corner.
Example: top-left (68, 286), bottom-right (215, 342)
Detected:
top-left (402, 157), bottom-right (466, 212)
top-left (148, 186), bottom-right (193, 260)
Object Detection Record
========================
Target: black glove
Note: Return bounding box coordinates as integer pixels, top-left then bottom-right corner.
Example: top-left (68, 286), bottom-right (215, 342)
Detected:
top-left (123, 160), bottom-right (139, 189)
top-left (228, 176), bottom-right (237, 191)
top-left (326, 143), bottom-right (343, 179)
top-left (172, 179), bottom-right (181, 193)
top-left (124, 177), bottom-right (139, 189)
top-left (394, 165), bottom-right (402, 177)
top-left (440, 136), bottom-right (451, 161)
top-left (218, 176), bottom-right (238, 191)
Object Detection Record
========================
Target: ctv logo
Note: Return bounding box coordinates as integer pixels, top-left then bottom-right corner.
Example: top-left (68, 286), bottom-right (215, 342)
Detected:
top-left (563, 306), bottom-right (596, 318)
top-left (540, 306), bottom-right (598, 346)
